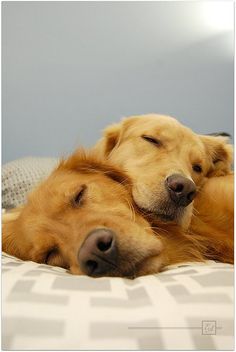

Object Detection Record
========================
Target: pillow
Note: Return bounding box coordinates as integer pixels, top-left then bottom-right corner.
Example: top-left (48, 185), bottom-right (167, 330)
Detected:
top-left (2, 157), bottom-right (58, 209)
top-left (2, 252), bottom-right (234, 350)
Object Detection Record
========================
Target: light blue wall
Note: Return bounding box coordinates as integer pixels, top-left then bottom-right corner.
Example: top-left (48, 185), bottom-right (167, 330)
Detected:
top-left (2, 1), bottom-right (234, 163)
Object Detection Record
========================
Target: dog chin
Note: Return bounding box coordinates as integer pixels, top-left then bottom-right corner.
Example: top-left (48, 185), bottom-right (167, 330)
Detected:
top-left (154, 205), bottom-right (192, 229)
top-left (156, 213), bottom-right (176, 222)
top-left (141, 201), bottom-right (186, 224)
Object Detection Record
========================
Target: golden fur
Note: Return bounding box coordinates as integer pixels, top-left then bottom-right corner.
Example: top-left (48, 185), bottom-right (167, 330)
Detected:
top-left (189, 174), bottom-right (234, 263)
top-left (3, 149), bottom-right (209, 277)
top-left (95, 114), bottom-right (234, 263)
top-left (2, 114), bottom-right (233, 274)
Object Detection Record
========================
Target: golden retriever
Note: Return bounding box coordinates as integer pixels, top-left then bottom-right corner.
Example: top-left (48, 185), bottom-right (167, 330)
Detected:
top-left (3, 149), bottom-right (208, 277)
top-left (95, 114), bottom-right (234, 263)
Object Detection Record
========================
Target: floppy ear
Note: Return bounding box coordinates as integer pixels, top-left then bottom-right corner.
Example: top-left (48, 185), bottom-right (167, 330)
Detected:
top-left (200, 135), bottom-right (233, 176)
top-left (95, 123), bottom-right (122, 156)
top-left (95, 117), bottom-right (140, 156)
top-left (103, 123), bottom-right (122, 155)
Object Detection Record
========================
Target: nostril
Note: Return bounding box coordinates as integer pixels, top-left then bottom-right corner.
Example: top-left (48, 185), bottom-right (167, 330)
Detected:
top-left (86, 260), bottom-right (98, 273)
top-left (188, 191), bottom-right (196, 201)
top-left (167, 180), bottom-right (184, 193)
top-left (97, 238), bottom-right (112, 252)
top-left (174, 183), bottom-right (184, 193)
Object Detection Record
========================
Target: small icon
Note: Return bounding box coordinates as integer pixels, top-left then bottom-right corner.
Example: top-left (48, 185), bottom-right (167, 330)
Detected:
top-left (202, 321), bottom-right (216, 335)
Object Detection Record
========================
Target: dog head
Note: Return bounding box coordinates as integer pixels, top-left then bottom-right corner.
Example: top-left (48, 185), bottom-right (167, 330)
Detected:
top-left (2, 149), bottom-right (165, 278)
top-left (95, 114), bottom-right (233, 228)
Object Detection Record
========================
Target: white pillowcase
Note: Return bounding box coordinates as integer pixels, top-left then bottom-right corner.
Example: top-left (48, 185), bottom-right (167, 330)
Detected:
top-left (2, 252), bottom-right (234, 350)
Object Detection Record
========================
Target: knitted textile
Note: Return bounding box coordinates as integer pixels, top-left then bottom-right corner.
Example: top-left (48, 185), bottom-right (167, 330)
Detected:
top-left (2, 157), bottom-right (58, 209)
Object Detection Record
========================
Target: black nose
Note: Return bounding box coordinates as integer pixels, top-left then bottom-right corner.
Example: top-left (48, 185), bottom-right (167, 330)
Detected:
top-left (78, 228), bottom-right (117, 277)
top-left (165, 174), bottom-right (196, 207)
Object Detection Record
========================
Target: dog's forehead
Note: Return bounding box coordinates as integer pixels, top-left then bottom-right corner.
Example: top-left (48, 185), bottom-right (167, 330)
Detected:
top-left (57, 153), bottom-right (131, 188)
top-left (122, 115), bottom-right (207, 159)
top-left (30, 167), bottom-right (129, 206)
top-left (43, 170), bottom-right (107, 193)
top-left (124, 115), bottom-right (194, 139)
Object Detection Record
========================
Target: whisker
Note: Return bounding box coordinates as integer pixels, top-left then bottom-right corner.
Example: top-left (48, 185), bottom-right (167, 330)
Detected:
top-left (124, 197), bottom-right (136, 223)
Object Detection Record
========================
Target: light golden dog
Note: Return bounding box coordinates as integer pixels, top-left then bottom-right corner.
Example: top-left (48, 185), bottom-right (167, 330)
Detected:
top-left (3, 149), bottom-right (208, 277)
top-left (95, 114), bottom-right (234, 263)
top-left (95, 114), bottom-right (233, 226)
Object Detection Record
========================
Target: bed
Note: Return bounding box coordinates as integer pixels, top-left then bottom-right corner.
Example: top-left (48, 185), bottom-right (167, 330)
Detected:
top-left (2, 157), bottom-right (234, 350)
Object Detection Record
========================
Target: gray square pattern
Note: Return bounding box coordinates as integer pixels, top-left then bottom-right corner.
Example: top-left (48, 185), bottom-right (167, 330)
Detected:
top-left (2, 253), bottom-right (234, 350)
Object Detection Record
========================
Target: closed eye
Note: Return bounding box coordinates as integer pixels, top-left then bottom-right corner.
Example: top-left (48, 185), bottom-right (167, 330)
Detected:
top-left (44, 248), bottom-right (68, 269)
top-left (142, 135), bottom-right (162, 146)
top-left (71, 185), bottom-right (87, 207)
top-left (45, 248), bottom-right (59, 264)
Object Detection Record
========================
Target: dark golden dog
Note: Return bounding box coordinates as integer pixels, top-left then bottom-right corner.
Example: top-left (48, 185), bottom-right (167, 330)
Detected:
top-left (2, 149), bottom-right (207, 277)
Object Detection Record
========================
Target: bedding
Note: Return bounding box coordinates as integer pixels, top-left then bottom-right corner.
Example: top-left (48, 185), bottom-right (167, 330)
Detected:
top-left (2, 157), bottom-right (234, 350)
top-left (2, 252), bottom-right (234, 350)
top-left (2, 157), bottom-right (58, 209)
